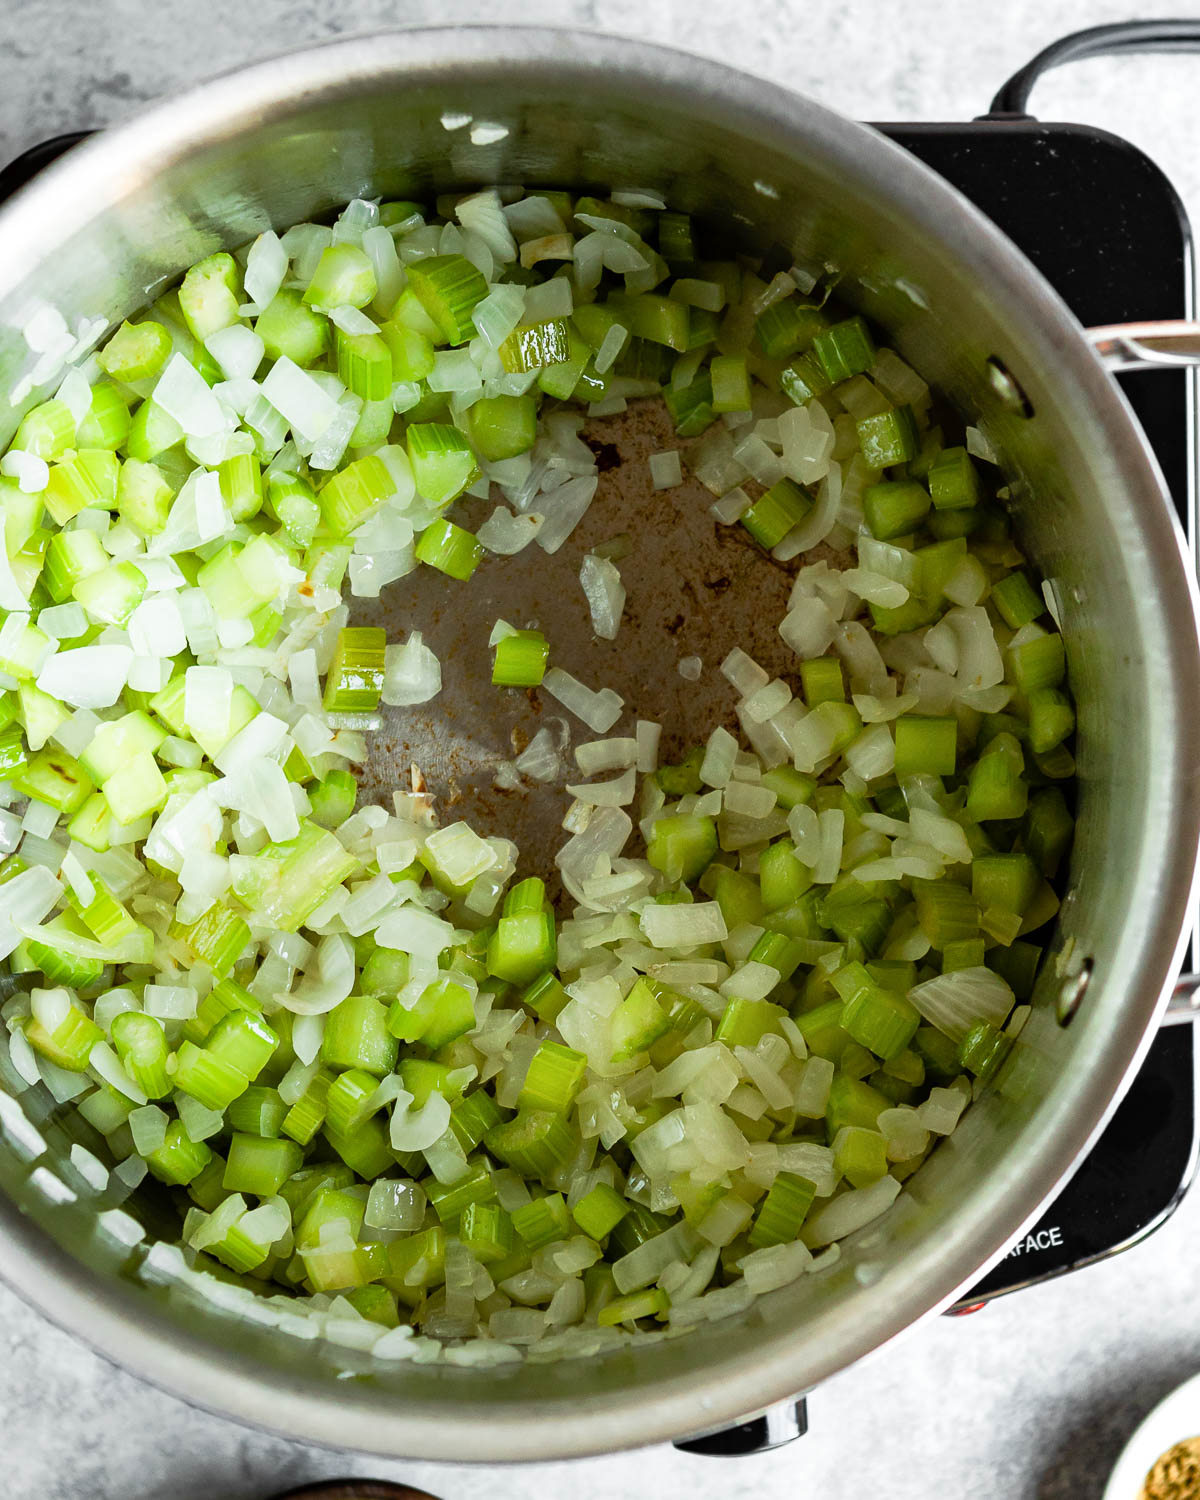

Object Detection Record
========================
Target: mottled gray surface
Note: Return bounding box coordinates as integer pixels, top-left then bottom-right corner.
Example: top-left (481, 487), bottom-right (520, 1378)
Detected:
top-left (3, 1), bottom-right (1200, 1497)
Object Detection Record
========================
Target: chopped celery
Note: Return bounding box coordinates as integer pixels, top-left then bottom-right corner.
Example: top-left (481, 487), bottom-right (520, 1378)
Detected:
top-left (492, 628), bottom-right (549, 687)
top-left (0, 187), bottom-right (1076, 1356)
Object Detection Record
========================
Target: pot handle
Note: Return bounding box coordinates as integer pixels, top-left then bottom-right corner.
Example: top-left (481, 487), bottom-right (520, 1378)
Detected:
top-left (984, 20), bottom-right (1200, 119)
top-left (0, 132), bottom-right (91, 204)
top-left (1163, 973), bottom-right (1200, 1026)
top-left (672, 1397), bottom-right (808, 1455)
top-left (1085, 321), bottom-right (1200, 374)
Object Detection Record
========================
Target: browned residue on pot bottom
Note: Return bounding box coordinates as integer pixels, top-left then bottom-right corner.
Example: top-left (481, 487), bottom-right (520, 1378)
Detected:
top-left (351, 399), bottom-right (805, 870)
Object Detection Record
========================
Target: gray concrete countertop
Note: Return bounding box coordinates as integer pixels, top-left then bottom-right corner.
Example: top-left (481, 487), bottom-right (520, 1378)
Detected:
top-left (3, 2), bottom-right (1200, 1497)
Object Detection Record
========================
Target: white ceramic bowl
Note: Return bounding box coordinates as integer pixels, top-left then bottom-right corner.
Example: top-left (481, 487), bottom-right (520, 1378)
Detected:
top-left (1105, 1372), bottom-right (1200, 1498)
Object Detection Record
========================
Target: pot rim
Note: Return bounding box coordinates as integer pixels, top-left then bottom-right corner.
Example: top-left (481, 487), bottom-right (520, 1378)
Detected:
top-left (0, 22), bottom-right (1198, 1462)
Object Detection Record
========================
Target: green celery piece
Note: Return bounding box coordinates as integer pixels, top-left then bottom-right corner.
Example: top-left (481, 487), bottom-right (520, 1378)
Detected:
top-left (323, 626), bottom-right (386, 712)
top-left (646, 813), bottom-right (718, 884)
top-left (179, 252), bottom-right (241, 340)
top-left (303, 244), bottom-right (377, 311)
top-left (257, 288), bottom-right (329, 366)
top-left (407, 423), bottom-right (479, 509)
top-left (405, 254), bottom-right (488, 344)
top-left (467, 394), bottom-right (539, 462)
top-left (240, 821), bottom-right (359, 933)
top-left (98, 320), bottom-right (172, 382)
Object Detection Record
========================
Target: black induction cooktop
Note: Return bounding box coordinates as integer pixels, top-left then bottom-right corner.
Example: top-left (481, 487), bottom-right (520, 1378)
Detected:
top-left (880, 120), bottom-right (1198, 1305)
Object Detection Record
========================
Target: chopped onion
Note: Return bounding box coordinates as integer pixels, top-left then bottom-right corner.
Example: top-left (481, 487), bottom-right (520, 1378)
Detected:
top-left (478, 506), bottom-right (543, 555)
top-left (153, 354), bottom-right (227, 438)
top-left (382, 633), bottom-right (441, 707)
top-left (579, 553), bottom-right (625, 641)
top-left (908, 967), bottom-right (1016, 1043)
top-left (543, 668), bottom-right (623, 734)
top-left (804, 1176), bottom-right (901, 1247)
top-left (38, 645), bottom-right (132, 709)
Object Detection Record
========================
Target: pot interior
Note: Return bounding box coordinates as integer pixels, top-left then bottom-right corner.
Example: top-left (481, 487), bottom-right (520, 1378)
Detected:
top-left (0, 30), bottom-right (1194, 1459)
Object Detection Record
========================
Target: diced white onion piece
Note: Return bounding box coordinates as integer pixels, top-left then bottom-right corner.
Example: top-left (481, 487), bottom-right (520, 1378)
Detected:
top-left (213, 712), bottom-right (289, 775)
top-left (649, 450), bottom-right (683, 490)
top-left (153, 354), bottom-right (227, 438)
top-left (722, 780), bottom-right (777, 820)
top-left (260, 356), bottom-right (338, 441)
top-left (556, 806), bottom-right (631, 885)
top-left (743, 679), bottom-right (791, 724)
top-left (382, 633), bottom-right (442, 707)
top-left (329, 304), bottom-right (379, 336)
top-left (711, 487), bottom-right (752, 524)
top-left (543, 668), bottom-right (623, 734)
top-left (739, 1239), bottom-right (813, 1294)
top-left (129, 1104), bottom-right (169, 1156)
top-left (478, 506), bottom-right (543, 555)
top-left (390, 1090), bottom-right (452, 1152)
top-left (732, 433), bottom-right (784, 488)
top-left (814, 809), bottom-right (844, 885)
top-left (773, 461), bottom-right (842, 559)
top-left (375, 905), bottom-right (458, 960)
top-left (804, 1176), bottom-right (901, 1247)
top-left (291, 1013), bottom-right (325, 1066)
top-left (575, 738), bottom-right (637, 775)
top-left (564, 768), bottom-right (636, 807)
top-left (966, 425), bottom-right (998, 463)
top-left (515, 725), bottom-right (567, 783)
top-left (244, 230), bottom-right (288, 307)
top-left (579, 553), bottom-right (625, 641)
top-left (613, 1222), bottom-right (701, 1294)
top-left (720, 647), bottom-right (769, 698)
top-left (456, 188), bottom-right (518, 261)
top-left (70, 1143), bottom-right (110, 1192)
top-left (89, 1040), bottom-right (147, 1104)
top-left (854, 691), bottom-right (918, 723)
top-left (779, 595), bottom-right (838, 659)
top-left (635, 720), bottom-right (661, 774)
top-left (38, 645), bottom-right (132, 709)
top-left (946, 605), bottom-right (1005, 690)
top-left (0, 450), bottom-right (49, 492)
top-left (919, 1084), bottom-right (969, 1135)
top-left (778, 400), bottom-right (835, 485)
top-left (143, 984), bottom-right (199, 1020)
top-left (844, 723), bottom-right (895, 781)
top-left (639, 901), bottom-right (727, 950)
top-left (218, 759), bottom-right (299, 842)
top-left (909, 808), bottom-right (973, 865)
top-left (284, 933), bottom-right (356, 1015)
top-left (206, 323), bottom-right (265, 381)
top-left (127, 595), bottom-right (187, 659)
top-left (878, 1106), bottom-right (930, 1162)
top-left (425, 823), bottom-right (498, 886)
top-left (535, 476), bottom-right (599, 555)
top-left (908, 967), bottom-right (1016, 1043)
top-left (472, 284), bottom-right (525, 349)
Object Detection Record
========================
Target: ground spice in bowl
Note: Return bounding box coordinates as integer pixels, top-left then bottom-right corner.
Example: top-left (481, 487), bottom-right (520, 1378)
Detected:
top-left (1141, 1438), bottom-right (1200, 1499)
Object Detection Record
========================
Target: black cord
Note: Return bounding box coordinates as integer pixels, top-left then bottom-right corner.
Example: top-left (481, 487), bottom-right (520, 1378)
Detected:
top-left (986, 18), bottom-right (1200, 118)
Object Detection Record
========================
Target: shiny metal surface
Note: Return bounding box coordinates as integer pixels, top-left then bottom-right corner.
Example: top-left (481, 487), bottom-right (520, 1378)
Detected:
top-left (1164, 973), bottom-right (1200, 1024)
top-left (1088, 319), bottom-right (1200, 372)
top-left (673, 1398), bottom-right (809, 1455)
top-left (0, 25), bottom-right (1198, 1464)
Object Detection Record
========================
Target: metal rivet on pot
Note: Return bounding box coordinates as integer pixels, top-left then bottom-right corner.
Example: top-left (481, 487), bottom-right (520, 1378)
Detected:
top-left (1056, 958), bottom-right (1093, 1026)
top-left (986, 355), bottom-right (1034, 417)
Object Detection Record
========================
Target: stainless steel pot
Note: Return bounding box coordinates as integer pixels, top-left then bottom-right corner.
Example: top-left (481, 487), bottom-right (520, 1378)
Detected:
top-left (0, 24), bottom-right (1198, 1463)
